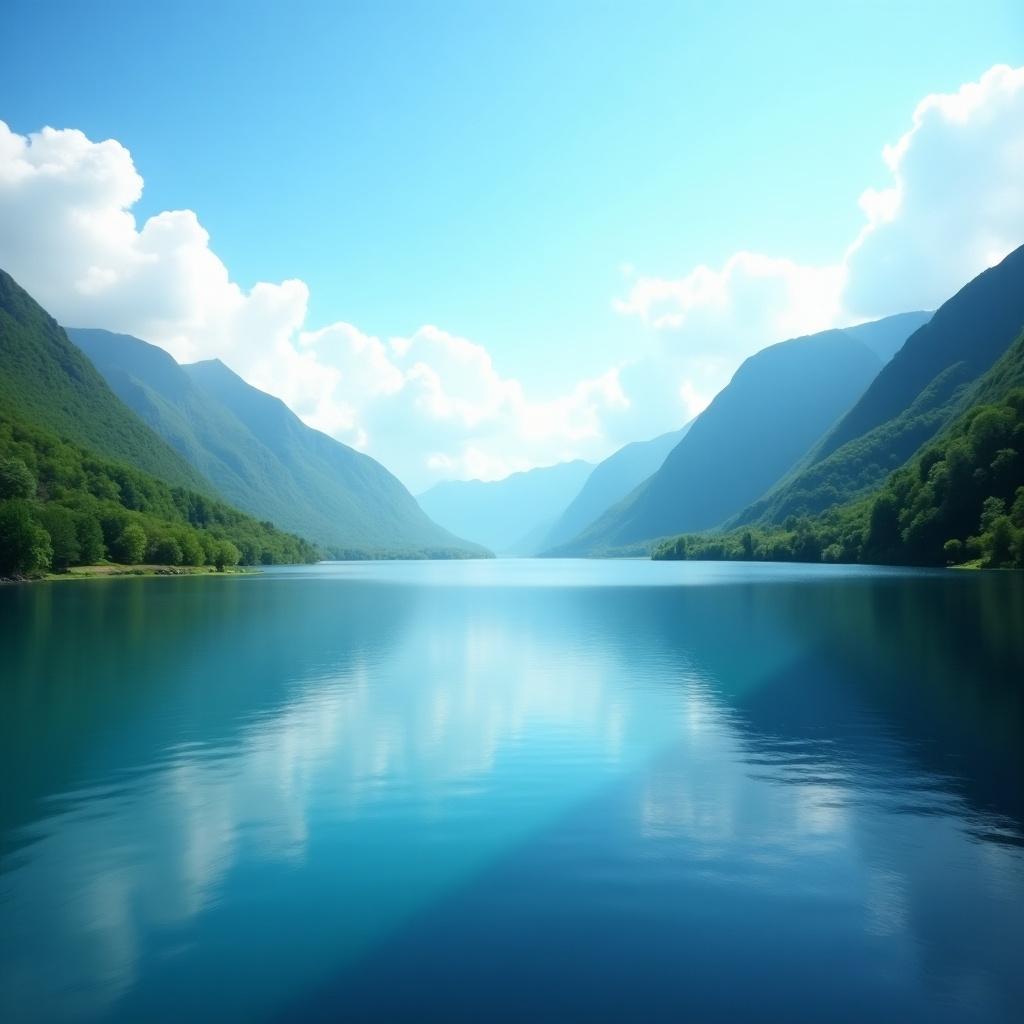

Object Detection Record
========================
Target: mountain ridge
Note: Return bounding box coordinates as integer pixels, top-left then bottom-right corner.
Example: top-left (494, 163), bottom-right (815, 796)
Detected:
top-left (539, 425), bottom-right (692, 553)
top-left (549, 317), bottom-right (926, 554)
top-left (0, 270), bottom-right (210, 493)
top-left (69, 327), bottom-right (488, 558)
top-left (736, 244), bottom-right (1024, 526)
top-left (418, 459), bottom-right (594, 554)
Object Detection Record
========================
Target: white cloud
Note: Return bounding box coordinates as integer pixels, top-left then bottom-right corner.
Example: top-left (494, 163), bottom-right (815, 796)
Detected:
top-left (614, 252), bottom-right (843, 337)
top-left (614, 254), bottom-right (844, 412)
top-left (844, 63), bottom-right (1024, 317)
top-left (0, 121), bottom-right (629, 490)
top-left (279, 321), bottom-right (630, 485)
top-left (615, 64), bottom-right (1024, 409)
top-left (1, 64), bottom-right (1021, 490)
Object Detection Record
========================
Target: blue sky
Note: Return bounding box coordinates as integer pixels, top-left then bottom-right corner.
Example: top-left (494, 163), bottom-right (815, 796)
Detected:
top-left (1, 1), bottom-right (1023, 486)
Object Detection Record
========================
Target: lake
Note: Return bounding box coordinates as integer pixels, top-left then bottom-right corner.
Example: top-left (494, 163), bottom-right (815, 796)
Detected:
top-left (1, 560), bottom-right (1022, 1022)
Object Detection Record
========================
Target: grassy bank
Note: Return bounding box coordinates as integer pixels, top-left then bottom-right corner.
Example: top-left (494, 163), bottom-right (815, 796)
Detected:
top-left (0, 563), bottom-right (260, 584)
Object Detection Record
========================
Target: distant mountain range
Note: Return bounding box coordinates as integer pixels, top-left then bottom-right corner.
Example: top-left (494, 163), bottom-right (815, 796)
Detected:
top-left (418, 460), bottom-right (594, 554)
top-left (539, 425), bottom-right (691, 552)
top-left (71, 328), bottom-right (488, 558)
top-left (6, 237), bottom-right (1022, 574)
top-left (654, 243), bottom-right (1024, 569)
top-left (550, 312), bottom-right (930, 554)
top-left (736, 245), bottom-right (1024, 527)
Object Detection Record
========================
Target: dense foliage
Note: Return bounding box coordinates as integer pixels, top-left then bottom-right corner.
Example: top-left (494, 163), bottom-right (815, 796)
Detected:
top-left (0, 270), bottom-right (208, 491)
top-left (653, 387), bottom-right (1024, 570)
top-left (72, 329), bottom-right (489, 559)
top-left (0, 412), bottom-right (318, 578)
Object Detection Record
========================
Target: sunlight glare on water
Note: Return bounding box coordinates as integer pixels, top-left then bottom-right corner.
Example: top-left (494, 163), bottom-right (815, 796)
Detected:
top-left (0, 560), bottom-right (1022, 1023)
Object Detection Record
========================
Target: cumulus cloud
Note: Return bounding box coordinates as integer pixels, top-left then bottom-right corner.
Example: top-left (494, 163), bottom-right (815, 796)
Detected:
top-left (614, 253), bottom-right (844, 414)
top-left (844, 63), bottom-right (1024, 317)
top-left (1, 64), bottom-right (1021, 489)
top-left (0, 121), bottom-right (628, 489)
top-left (280, 322), bottom-right (629, 486)
top-left (0, 124), bottom-right (310, 365)
top-left (615, 64), bottom-right (1024, 408)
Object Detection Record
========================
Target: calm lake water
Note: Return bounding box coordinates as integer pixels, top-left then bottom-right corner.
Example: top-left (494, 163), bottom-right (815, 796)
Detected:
top-left (1, 560), bottom-right (1022, 1023)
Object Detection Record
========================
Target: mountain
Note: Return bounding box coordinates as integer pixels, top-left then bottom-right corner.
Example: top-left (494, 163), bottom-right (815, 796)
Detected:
top-left (654, 327), bottom-right (1024, 570)
top-left (739, 245), bottom-right (1024, 526)
top-left (539, 425), bottom-right (692, 552)
top-left (70, 328), bottom-right (489, 558)
top-left (842, 311), bottom-right (932, 362)
top-left (0, 271), bottom-right (316, 576)
top-left (417, 460), bottom-right (594, 554)
top-left (0, 407), bottom-right (318, 576)
top-left (0, 270), bottom-right (208, 491)
top-left (552, 317), bottom-right (924, 554)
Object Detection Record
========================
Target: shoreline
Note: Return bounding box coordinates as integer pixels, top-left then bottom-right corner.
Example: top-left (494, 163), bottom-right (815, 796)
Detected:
top-left (1, 564), bottom-right (260, 585)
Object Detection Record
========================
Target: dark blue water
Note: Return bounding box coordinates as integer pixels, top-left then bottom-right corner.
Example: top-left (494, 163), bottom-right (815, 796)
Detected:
top-left (0, 560), bottom-right (1022, 1023)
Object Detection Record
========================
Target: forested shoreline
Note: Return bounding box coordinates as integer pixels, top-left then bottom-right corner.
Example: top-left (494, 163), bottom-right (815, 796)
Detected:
top-left (0, 412), bottom-right (318, 579)
top-left (653, 387), bottom-right (1024, 570)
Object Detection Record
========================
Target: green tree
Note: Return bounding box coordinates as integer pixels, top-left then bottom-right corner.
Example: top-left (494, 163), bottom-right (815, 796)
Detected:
top-left (967, 406), bottom-right (1015, 464)
top-left (149, 536), bottom-right (183, 565)
top-left (75, 513), bottom-right (106, 564)
top-left (0, 500), bottom-right (53, 576)
top-left (980, 515), bottom-right (1016, 567)
top-left (0, 457), bottom-right (36, 500)
top-left (214, 539), bottom-right (241, 571)
top-left (113, 522), bottom-right (147, 564)
top-left (943, 538), bottom-right (965, 565)
top-left (864, 493), bottom-right (901, 562)
top-left (177, 530), bottom-right (205, 566)
top-left (1012, 487), bottom-right (1024, 528)
top-left (979, 496), bottom-right (1006, 533)
top-left (38, 505), bottom-right (81, 571)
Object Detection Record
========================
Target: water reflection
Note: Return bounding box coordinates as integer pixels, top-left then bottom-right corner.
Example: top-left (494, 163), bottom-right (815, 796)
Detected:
top-left (0, 563), bottom-right (1022, 1023)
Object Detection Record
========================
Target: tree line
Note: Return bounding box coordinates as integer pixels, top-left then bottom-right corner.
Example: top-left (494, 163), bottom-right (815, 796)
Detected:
top-left (653, 388), bottom-right (1024, 570)
top-left (0, 412), bottom-right (318, 578)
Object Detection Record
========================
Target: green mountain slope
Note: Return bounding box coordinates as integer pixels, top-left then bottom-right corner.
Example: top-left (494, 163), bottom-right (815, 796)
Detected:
top-left (0, 409), bottom-right (317, 576)
top-left (417, 460), bottom-right (594, 554)
top-left (183, 356), bottom-right (488, 558)
top-left (555, 321), bottom-right (915, 554)
top-left (654, 328), bottom-right (1024, 570)
top-left (738, 245), bottom-right (1024, 526)
top-left (0, 270), bottom-right (208, 491)
top-left (68, 327), bottom-right (487, 558)
top-left (0, 272), bottom-right (317, 576)
top-left (539, 425), bottom-right (692, 552)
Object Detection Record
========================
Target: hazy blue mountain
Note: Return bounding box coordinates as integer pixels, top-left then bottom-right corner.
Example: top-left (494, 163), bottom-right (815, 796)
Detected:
top-left (417, 460), bottom-right (594, 554)
top-left (655, 324), bottom-right (1024, 570)
top-left (552, 317), bottom-right (926, 554)
top-left (0, 270), bottom-right (208, 492)
top-left (539, 425), bottom-right (692, 552)
top-left (842, 311), bottom-right (932, 363)
top-left (738, 244), bottom-right (1024, 526)
top-left (502, 516), bottom-right (561, 557)
top-left (71, 328), bottom-right (489, 558)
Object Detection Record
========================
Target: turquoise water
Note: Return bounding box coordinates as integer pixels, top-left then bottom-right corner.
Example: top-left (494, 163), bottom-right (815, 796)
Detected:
top-left (0, 560), bottom-right (1022, 1022)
